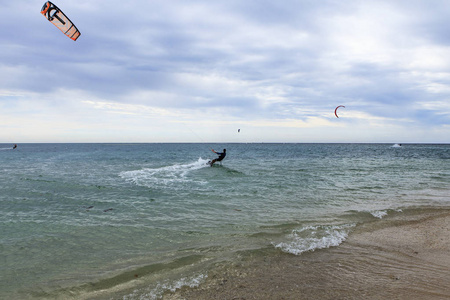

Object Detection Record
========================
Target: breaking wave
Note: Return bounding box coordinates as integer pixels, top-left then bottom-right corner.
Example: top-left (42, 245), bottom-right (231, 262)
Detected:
top-left (274, 224), bottom-right (355, 255)
top-left (123, 273), bottom-right (207, 300)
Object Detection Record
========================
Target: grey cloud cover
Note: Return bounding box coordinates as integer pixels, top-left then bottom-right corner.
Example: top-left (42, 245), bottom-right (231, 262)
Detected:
top-left (0, 0), bottom-right (449, 142)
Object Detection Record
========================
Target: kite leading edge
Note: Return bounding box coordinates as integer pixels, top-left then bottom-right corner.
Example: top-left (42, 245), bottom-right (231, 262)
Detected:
top-left (335, 105), bottom-right (345, 118)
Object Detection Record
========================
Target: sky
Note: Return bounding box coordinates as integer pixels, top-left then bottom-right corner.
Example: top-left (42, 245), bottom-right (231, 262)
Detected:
top-left (1, 0), bottom-right (449, 143)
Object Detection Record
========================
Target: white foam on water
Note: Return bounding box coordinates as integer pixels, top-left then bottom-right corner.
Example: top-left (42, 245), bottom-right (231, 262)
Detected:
top-left (370, 210), bottom-right (388, 219)
top-left (123, 273), bottom-right (207, 300)
top-left (120, 158), bottom-right (209, 188)
top-left (274, 224), bottom-right (355, 255)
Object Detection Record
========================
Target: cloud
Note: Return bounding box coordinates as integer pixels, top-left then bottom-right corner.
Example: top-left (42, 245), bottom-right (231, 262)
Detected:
top-left (0, 0), bottom-right (449, 142)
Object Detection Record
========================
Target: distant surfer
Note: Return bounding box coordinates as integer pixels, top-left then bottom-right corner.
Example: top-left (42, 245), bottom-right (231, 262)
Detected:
top-left (208, 149), bottom-right (226, 166)
top-left (12, 144), bottom-right (17, 149)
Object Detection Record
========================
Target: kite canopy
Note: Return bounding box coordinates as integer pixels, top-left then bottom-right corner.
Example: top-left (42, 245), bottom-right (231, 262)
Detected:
top-left (335, 105), bottom-right (345, 118)
top-left (41, 1), bottom-right (80, 41)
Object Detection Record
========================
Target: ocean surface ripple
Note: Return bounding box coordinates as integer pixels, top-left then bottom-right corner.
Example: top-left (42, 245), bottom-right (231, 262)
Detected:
top-left (1, 143), bottom-right (449, 299)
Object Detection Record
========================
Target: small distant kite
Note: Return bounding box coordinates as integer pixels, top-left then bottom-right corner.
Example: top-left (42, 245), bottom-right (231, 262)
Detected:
top-left (41, 1), bottom-right (81, 41)
top-left (334, 105), bottom-right (345, 118)
top-left (238, 129), bottom-right (240, 133)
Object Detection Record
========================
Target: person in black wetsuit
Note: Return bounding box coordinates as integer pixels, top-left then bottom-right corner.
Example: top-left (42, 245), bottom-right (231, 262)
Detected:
top-left (209, 149), bottom-right (226, 166)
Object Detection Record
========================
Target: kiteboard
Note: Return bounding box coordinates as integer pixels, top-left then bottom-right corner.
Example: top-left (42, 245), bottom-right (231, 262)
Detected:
top-left (207, 161), bottom-right (223, 167)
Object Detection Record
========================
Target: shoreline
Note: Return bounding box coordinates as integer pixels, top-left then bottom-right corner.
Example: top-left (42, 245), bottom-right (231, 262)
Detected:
top-left (164, 209), bottom-right (450, 300)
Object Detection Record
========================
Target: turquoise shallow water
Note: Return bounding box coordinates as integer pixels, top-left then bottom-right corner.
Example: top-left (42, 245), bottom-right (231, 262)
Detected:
top-left (0, 143), bottom-right (449, 299)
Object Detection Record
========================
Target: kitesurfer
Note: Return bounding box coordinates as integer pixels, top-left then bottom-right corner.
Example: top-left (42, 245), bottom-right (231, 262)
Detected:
top-left (209, 149), bottom-right (226, 166)
top-left (12, 144), bottom-right (17, 149)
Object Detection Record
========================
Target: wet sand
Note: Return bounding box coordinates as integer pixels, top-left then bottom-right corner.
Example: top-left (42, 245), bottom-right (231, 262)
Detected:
top-left (165, 209), bottom-right (450, 300)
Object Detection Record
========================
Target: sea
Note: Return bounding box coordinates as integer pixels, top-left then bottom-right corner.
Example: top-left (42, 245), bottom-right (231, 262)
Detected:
top-left (1, 143), bottom-right (449, 299)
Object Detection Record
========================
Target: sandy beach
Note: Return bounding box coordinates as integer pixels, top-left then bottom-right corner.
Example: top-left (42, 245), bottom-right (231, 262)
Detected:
top-left (164, 209), bottom-right (450, 300)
